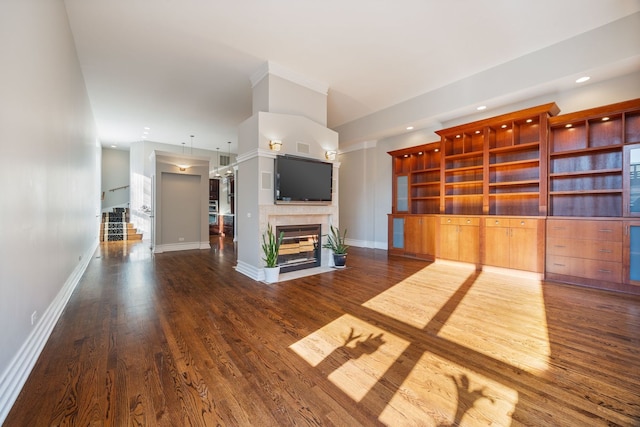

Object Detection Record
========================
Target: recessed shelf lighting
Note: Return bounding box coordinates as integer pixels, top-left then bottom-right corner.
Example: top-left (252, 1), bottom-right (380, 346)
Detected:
top-left (434, 148), bottom-right (439, 152)
top-left (477, 105), bottom-right (487, 111)
top-left (576, 76), bottom-right (590, 83)
top-left (565, 124), bottom-right (573, 128)
top-left (602, 117), bottom-right (610, 121)
top-left (501, 124), bottom-right (508, 129)
top-left (526, 119), bottom-right (533, 123)
top-left (475, 130), bottom-right (481, 134)
top-left (418, 151), bottom-right (423, 155)
top-left (406, 126), bottom-right (414, 131)
top-left (456, 134), bottom-right (461, 138)
top-left (403, 154), bottom-right (409, 158)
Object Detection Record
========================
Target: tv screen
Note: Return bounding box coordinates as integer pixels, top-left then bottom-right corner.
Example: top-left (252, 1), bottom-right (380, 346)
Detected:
top-left (275, 155), bottom-right (333, 203)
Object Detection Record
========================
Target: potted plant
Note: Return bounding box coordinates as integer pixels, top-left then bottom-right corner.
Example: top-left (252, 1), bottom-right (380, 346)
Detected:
top-left (261, 223), bottom-right (284, 283)
top-left (322, 225), bottom-right (349, 268)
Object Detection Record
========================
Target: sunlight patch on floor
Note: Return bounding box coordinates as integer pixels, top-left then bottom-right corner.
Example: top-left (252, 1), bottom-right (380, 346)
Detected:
top-left (378, 351), bottom-right (519, 426)
top-left (437, 271), bottom-right (551, 373)
top-left (362, 263), bottom-right (477, 329)
top-left (289, 314), bottom-right (410, 402)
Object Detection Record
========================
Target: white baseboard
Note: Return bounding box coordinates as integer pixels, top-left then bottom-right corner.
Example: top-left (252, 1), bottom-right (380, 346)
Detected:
top-left (235, 261), bottom-right (261, 281)
top-left (0, 241), bottom-right (97, 425)
top-left (345, 238), bottom-right (387, 250)
top-left (153, 241), bottom-right (208, 253)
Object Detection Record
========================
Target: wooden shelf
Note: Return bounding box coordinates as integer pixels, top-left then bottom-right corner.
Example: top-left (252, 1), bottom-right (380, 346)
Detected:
top-left (489, 179), bottom-right (540, 186)
top-left (489, 158), bottom-right (539, 168)
top-left (445, 180), bottom-right (483, 186)
top-left (489, 192), bottom-right (540, 197)
top-left (412, 181), bottom-right (440, 186)
top-left (549, 144), bottom-right (623, 158)
top-left (444, 194), bottom-right (483, 198)
top-left (550, 189), bottom-right (624, 195)
top-left (549, 168), bottom-right (622, 177)
top-left (444, 165), bottom-right (483, 172)
top-left (489, 141), bottom-right (540, 153)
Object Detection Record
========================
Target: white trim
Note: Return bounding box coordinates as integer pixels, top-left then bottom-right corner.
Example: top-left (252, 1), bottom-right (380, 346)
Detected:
top-left (152, 242), bottom-right (204, 253)
top-left (0, 241), bottom-right (98, 425)
top-left (345, 238), bottom-right (384, 249)
top-left (235, 260), bottom-right (261, 281)
top-left (250, 61), bottom-right (329, 95)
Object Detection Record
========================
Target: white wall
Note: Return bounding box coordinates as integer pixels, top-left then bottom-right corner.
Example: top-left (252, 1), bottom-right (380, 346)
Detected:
top-left (339, 72), bottom-right (640, 250)
top-left (101, 148), bottom-right (130, 211)
top-left (0, 1), bottom-right (99, 422)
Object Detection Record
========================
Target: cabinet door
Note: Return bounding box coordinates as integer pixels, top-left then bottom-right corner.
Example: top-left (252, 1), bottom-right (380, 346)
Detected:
top-left (458, 224), bottom-right (480, 264)
top-left (390, 216), bottom-right (405, 250)
top-left (439, 223), bottom-right (459, 260)
top-left (404, 216), bottom-right (423, 254)
top-left (510, 226), bottom-right (539, 272)
top-left (624, 144), bottom-right (640, 217)
top-left (624, 221), bottom-right (640, 286)
top-left (484, 220), bottom-right (510, 268)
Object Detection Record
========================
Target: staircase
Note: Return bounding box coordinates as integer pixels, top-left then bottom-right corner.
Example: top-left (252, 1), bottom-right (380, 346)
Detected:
top-left (100, 208), bottom-right (143, 242)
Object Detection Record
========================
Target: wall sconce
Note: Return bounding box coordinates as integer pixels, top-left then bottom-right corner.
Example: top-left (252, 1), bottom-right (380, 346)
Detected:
top-left (177, 164), bottom-right (190, 171)
top-left (325, 150), bottom-right (337, 160)
top-left (269, 140), bottom-right (282, 151)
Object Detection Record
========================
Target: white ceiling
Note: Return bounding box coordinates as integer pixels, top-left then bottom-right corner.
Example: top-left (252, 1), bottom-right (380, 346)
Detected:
top-left (63, 0), bottom-right (640, 153)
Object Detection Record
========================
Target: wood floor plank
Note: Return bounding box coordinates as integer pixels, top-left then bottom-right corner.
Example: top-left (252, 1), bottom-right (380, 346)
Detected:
top-left (5, 237), bottom-right (640, 426)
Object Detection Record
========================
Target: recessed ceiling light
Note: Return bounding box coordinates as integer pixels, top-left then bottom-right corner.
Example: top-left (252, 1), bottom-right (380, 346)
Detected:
top-left (477, 105), bottom-right (487, 111)
top-left (111, 145), bottom-right (117, 148)
top-left (576, 76), bottom-right (590, 83)
top-left (406, 126), bottom-right (414, 131)
top-left (144, 126), bottom-right (150, 130)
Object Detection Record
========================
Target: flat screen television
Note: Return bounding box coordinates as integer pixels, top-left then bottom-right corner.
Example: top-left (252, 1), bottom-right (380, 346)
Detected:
top-left (275, 155), bottom-right (333, 204)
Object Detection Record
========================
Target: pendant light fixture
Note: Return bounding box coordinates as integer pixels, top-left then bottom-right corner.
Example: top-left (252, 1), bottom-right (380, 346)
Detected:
top-left (215, 147), bottom-right (221, 177)
top-left (190, 134), bottom-right (194, 155)
top-left (226, 141), bottom-right (232, 175)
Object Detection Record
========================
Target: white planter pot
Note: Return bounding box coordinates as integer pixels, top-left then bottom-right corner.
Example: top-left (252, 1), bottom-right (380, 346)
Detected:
top-left (264, 266), bottom-right (280, 283)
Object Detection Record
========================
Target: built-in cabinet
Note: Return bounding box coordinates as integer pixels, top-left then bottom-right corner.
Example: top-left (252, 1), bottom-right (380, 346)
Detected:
top-left (388, 98), bottom-right (640, 293)
top-left (484, 217), bottom-right (543, 273)
top-left (438, 216), bottom-right (480, 264)
top-left (387, 215), bottom-right (436, 260)
top-left (546, 219), bottom-right (623, 285)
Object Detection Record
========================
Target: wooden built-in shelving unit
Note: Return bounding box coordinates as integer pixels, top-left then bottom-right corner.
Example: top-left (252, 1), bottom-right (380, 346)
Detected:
top-left (388, 98), bottom-right (640, 294)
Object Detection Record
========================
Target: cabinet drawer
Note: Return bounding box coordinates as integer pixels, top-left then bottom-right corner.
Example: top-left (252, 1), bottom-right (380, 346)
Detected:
top-left (508, 218), bottom-right (539, 229)
top-left (576, 258), bottom-right (622, 282)
top-left (485, 218), bottom-right (508, 228)
top-left (547, 220), bottom-right (621, 241)
top-left (547, 220), bottom-right (574, 238)
top-left (546, 255), bottom-right (574, 275)
top-left (546, 255), bottom-right (622, 282)
top-left (579, 220), bottom-right (622, 242)
top-left (441, 217), bottom-right (480, 226)
top-left (546, 238), bottom-right (622, 262)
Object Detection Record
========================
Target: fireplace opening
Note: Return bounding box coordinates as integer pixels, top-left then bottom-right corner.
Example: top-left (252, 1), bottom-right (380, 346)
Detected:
top-left (276, 224), bottom-right (321, 273)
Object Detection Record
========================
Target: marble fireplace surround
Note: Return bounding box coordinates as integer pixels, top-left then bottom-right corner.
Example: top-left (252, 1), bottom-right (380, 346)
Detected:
top-left (259, 203), bottom-right (338, 280)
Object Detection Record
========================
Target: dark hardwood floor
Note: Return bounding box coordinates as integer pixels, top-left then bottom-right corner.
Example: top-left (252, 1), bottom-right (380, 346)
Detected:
top-left (5, 237), bottom-right (640, 426)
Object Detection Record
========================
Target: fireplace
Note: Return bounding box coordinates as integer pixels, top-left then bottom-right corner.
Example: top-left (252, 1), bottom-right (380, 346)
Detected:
top-left (276, 224), bottom-right (321, 273)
